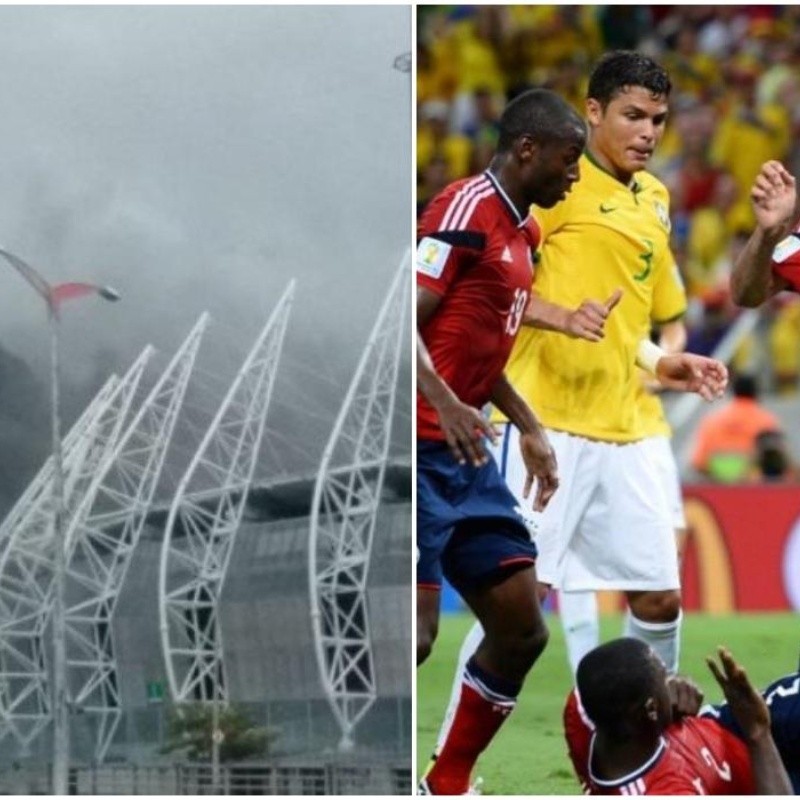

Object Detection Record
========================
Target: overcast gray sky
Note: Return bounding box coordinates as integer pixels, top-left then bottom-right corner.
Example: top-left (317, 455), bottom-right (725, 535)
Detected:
top-left (0, 5), bottom-right (410, 482)
top-left (0, 5), bottom-right (410, 368)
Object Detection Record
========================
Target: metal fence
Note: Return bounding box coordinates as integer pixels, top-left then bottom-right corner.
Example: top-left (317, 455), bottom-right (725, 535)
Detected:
top-left (0, 759), bottom-right (412, 795)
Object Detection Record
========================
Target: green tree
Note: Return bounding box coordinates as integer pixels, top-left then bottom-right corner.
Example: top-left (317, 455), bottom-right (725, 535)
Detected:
top-left (161, 704), bottom-right (279, 762)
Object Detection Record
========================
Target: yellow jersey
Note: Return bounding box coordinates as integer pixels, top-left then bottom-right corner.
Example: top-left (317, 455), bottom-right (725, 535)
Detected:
top-left (494, 153), bottom-right (686, 442)
top-left (637, 375), bottom-right (671, 439)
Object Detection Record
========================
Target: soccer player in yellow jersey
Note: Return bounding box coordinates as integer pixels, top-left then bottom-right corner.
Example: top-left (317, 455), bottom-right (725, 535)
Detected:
top-left (497, 51), bottom-right (691, 676)
top-left (437, 52), bottom-right (713, 688)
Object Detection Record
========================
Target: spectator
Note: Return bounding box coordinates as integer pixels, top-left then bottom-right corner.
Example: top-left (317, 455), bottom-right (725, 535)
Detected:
top-left (769, 296), bottom-right (800, 395)
top-left (417, 155), bottom-right (450, 216)
top-left (711, 55), bottom-right (791, 233)
top-left (465, 87), bottom-right (501, 173)
top-left (750, 429), bottom-right (798, 482)
top-left (417, 101), bottom-right (472, 193)
top-left (690, 373), bottom-right (782, 482)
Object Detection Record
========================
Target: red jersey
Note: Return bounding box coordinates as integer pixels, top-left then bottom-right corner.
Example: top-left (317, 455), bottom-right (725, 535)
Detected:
top-left (416, 171), bottom-right (540, 441)
top-left (771, 226), bottom-right (800, 292)
top-left (564, 689), bottom-right (755, 795)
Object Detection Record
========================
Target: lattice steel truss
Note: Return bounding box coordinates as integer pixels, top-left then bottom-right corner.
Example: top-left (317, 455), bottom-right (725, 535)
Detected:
top-left (62, 316), bottom-right (207, 762)
top-left (309, 252), bottom-right (409, 749)
top-left (159, 284), bottom-right (294, 704)
top-left (0, 348), bottom-right (152, 749)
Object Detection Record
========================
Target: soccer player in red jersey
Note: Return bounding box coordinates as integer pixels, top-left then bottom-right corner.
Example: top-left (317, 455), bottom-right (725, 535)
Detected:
top-left (417, 89), bottom-right (595, 795)
top-left (564, 637), bottom-right (796, 794)
top-left (731, 160), bottom-right (800, 305)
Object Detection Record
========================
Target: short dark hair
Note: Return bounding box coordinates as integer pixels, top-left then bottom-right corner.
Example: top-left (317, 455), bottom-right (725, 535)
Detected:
top-left (576, 638), bottom-right (660, 740)
top-left (733, 373), bottom-right (758, 399)
top-left (588, 51), bottom-right (672, 107)
top-left (496, 88), bottom-right (585, 153)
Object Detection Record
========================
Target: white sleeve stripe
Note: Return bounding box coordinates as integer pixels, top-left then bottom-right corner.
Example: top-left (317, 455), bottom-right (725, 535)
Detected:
top-left (773, 234), bottom-right (800, 263)
top-left (451, 187), bottom-right (496, 231)
top-left (439, 176), bottom-right (491, 231)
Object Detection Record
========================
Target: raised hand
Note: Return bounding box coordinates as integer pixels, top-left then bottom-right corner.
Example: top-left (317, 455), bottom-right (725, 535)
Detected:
top-left (750, 160), bottom-right (797, 234)
top-left (655, 353), bottom-right (728, 400)
top-left (706, 647), bottom-right (770, 742)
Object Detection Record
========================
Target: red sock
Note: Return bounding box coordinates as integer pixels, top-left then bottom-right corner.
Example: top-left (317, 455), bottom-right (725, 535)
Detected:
top-left (426, 667), bottom-right (517, 794)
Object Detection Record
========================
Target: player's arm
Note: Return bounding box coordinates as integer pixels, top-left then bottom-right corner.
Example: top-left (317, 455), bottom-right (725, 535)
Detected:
top-left (523, 289), bottom-right (622, 342)
top-left (636, 339), bottom-right (728, 401)
top-left (706, 647), bottom-right (793, 795)
top-left (641, 319), bottom-right (688, 393)
top-left (417, 286), bottom-right (497, 467)
top-left (667, 675), bottom-right (704, 719)
top-left (730, 161), bottom-right (796, 307)
top-left (489, 375), bottom-right (558, 511)
top-left (658, 318), bottom-right (687, 354)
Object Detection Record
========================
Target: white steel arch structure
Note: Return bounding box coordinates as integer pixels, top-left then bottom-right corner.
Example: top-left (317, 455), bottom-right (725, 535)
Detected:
top-left (0, 376), bottom-right (119, 749)
top-left (159, 283), bottom-right (294, 704)
top-left (62, 315), bottom-right (207, 762)
top-left (308, 252), bottom-right (409, 750)
top-left (0, 348), bottom-right (152, 749)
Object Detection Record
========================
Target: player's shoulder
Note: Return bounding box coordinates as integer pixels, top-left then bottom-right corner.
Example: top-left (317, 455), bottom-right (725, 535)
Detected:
top-left (636, 169), bottom-right (670, 201)
top-left (419, 172), bottom-right (498, 235)
top-left (768, 227), bottom-right (800, 292)
top-left (563, 690), bottom-right (595, 750)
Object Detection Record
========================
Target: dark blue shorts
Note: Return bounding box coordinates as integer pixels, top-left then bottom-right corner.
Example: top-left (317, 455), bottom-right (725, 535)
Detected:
top-left (417, 440), bottom-right (537, 594)
top-left (702, 671), bottom-right (800, 792)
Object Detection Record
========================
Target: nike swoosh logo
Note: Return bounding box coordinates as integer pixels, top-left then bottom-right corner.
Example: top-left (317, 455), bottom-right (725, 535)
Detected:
top-left (599, 204), bottom-right (617, 213)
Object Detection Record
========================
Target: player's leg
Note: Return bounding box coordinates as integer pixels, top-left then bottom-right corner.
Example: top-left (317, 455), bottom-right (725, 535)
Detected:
top-left (567, 438), bottom-right (682, 673)
top-left (432, 582), bottom-right (556, 760)
top-left (421, 444), bottom-right (546, 794)
top-left (558, 590), bottom-right (600, 677)
top-left (623, 589), bottom-right (682, 673)
top-left (423, 558), bottom-right (546, 795)
top-left (433, 424), bottom-right (581, 759)
top-left (416, 441), bottom-right (461, 665)
top-left (417, 587), bottom-right (440, 666)
top-left (463, 562), bottom-right (548, 680)
top-left (656, 433), bottom-right (689, 564)
top-left (626, 436), bottom-right (685, 672)
top-left (621, 436), bottom-right (686, 672)
top-left (433, 618), bottom-right (484, 757)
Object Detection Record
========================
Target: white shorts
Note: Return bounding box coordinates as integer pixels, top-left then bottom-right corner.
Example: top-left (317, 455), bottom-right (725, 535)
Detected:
top-left (641, 435), bottom-right (686, 530)
top-left (490, 425), bottom-right (680, 592)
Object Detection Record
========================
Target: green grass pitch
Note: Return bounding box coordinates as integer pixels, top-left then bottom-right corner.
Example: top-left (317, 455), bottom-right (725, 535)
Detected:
top-left (417, 611), bottom-right (799, 795)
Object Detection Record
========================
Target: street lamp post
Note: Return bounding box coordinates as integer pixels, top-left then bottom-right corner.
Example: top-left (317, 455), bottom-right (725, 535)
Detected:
top-left (0, 249), bottom-right (119, 796)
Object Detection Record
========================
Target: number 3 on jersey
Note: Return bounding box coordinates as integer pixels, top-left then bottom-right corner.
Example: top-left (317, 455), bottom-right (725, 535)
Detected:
top-left (505, 288), bottom-right (529, 336)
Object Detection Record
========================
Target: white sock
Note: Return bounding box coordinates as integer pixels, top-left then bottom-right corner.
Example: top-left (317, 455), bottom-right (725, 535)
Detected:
top-left (559, 590), bottom-right (600, 677)
top-left (624, 610), bottom-right (682, 674)
top-left (434, 619), bottom-right (484, 756)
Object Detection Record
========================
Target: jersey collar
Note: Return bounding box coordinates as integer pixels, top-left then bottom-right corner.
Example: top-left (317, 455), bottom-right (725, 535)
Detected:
top-left (587, 733), bottom-right (667, 788)
top-left (583, 148), bottom-right (643, 195)
top-left (484, 170), bottom-right (529, 228)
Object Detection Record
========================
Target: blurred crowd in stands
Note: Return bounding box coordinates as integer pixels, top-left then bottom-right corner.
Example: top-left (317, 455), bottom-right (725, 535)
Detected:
top-left (417, 5), bottom-right (800, 483)
top-left (417, 5), bottom-right (800, 408)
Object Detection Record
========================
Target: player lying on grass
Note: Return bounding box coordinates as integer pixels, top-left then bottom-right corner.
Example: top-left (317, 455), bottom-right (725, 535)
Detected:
top-left (565, 637), bottom-right (798, 794)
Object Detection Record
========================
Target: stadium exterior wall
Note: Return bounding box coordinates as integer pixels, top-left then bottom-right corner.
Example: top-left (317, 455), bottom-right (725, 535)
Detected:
top-left (1, 468), bottom-right (410, 768)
